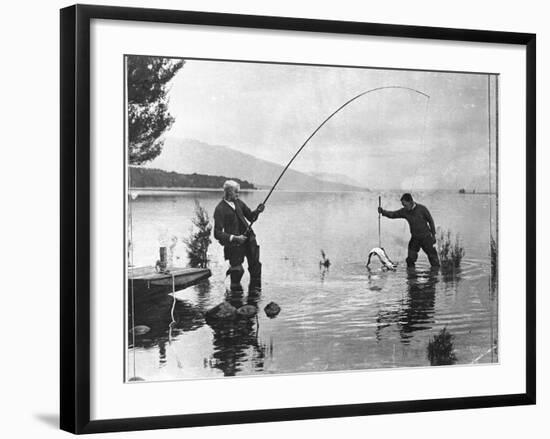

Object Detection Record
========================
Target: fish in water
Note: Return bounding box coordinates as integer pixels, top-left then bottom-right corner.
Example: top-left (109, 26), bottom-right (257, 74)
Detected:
top-left (366, 247), bottom-right (397, 271)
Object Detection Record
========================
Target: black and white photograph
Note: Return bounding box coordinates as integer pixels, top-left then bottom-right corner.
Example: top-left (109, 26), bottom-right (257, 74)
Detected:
top-left (0, 0), bottom-right (545, 436)
top-left (125, 56), bottom-right (499, 382)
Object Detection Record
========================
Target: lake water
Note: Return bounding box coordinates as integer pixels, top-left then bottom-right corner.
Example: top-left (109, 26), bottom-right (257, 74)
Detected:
top-left (126, 190), bottom-right (498, 381)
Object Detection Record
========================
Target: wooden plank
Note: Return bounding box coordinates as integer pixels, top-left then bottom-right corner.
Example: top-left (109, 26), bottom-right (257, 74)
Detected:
top-left (127, 266), bottom-right (210, 281)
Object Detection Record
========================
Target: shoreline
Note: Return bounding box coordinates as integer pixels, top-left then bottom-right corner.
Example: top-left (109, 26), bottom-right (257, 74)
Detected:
top-left (128, 187), bottom-right (494, 196)
top-left (128, 187), bottom-right (371, 196)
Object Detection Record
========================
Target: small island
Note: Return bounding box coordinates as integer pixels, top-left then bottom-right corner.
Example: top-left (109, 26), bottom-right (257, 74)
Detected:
top-left (129, 166), bottom-right (256, 190)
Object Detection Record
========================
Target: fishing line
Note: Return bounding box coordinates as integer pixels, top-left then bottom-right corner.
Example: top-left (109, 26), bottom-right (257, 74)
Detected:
top-left (410, 95), bottom-right (431, 191)
top-left (246, 86), bottom-right (430, 234)
top-left (125, 55), bottom-right (138, 381)
top-left (396, 95), bottom-right (431, 261)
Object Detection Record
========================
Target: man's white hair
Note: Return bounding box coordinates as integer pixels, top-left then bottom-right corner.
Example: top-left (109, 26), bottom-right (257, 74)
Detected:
top-left (223, 180), bottom-right (240, 191)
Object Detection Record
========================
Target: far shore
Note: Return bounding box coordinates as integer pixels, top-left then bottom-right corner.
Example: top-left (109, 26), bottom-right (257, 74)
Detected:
top-left (129, 187), bottom-right (256, 194)
top-left (128, 186), bottom-right (370, 196)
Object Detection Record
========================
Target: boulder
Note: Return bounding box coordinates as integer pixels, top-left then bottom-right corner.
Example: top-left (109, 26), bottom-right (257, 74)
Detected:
top-left (130, 325), bottom-right (150, 336)
top-left (237, 304), bottom-right (258, 318)
top-left (205, 301), bottom-right (237, 320)
top-left (264, 301), bottom-right (281, 318)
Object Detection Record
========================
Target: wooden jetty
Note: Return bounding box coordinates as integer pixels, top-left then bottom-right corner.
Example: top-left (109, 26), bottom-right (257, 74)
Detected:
top-left (128, 266), bottom-right (211, 298)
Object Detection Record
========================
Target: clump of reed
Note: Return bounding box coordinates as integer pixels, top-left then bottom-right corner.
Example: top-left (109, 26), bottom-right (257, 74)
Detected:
top-left (436, 227), bottom-right (465, 270)
top-left (490, 235), bottom-right (497, 281)
top-left (319, 249), bottom-right (331, 268)
top-left (185, 200), bottom-right (212, 268)
top-left (427, 327), bottom-right (457, 366)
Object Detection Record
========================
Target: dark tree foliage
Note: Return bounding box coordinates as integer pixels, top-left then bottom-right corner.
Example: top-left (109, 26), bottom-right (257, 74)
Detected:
top-left (127, 56), bottom-right (184, 164)
top-left (129, 167), bottom-right (256, 190)
top-left (185, 200), bottom-right (212, 268)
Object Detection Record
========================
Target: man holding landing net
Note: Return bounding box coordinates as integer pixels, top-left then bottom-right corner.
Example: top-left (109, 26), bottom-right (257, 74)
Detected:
top-left (378, 193), bottom-right (440, 268)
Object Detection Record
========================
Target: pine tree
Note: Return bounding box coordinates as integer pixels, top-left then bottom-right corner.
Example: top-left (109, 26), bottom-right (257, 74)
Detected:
top-left (185, 200), bottom-right (212, 268)
top-left (127, 56), bottom-right (184, 164)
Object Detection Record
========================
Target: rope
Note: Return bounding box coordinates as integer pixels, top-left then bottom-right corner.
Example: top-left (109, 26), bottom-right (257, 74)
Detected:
top-left (168, 273), bottom-right (183, 369)
top-left (170, 274), bottom-right (176, 326)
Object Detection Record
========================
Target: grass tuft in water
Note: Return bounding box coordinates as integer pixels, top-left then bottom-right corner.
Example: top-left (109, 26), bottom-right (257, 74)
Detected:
top-left (436, 227), bottom-right (465, 270)
top-left (184, 200), bottom-right (212, 268)
top-left (427, 327), bottom-right (457, 366)
top-left (320, 249), bottom-right (331, 268)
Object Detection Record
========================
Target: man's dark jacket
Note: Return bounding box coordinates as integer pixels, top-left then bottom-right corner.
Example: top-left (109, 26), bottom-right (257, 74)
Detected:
top-left (382, 203), bottom-right (436, 238)
top-left (213, 199), bottom-right (259, 260)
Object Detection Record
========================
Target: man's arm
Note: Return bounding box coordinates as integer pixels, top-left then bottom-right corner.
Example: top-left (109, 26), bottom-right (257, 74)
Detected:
top-left (424, 206), bottom-right (436, 236)
top-left (380, 207), bottom-right (406, 219)
top-left (240, 200), bottom-right (264, 222)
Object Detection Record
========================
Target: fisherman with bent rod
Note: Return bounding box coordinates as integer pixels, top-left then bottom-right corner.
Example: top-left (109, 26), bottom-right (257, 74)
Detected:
top-left (213, 180), bottom-right (265, 290)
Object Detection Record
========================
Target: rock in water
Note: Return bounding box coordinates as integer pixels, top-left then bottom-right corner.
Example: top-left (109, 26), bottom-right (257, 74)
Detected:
top-left (237, 304), bottom-right (258, 318)
top-left (264, 302), bottom-right (281, 318)
top-left (128, 376), bottom-right (145, 382)
top-left (206, 301), bottom-right (237, 320)
top-left (130, 325), bottom-right (150, 336)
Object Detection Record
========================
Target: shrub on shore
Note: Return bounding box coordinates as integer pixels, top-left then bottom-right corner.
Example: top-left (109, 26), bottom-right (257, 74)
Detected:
top-left (185, 200), bottom-right (212, 268)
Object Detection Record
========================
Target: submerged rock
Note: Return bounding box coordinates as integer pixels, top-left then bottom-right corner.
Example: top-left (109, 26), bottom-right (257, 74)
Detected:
top-left (264, 301), bottom-right (281, 318)
top-left (236, 304), bottom-right (258, 318)
top-left (205, 301), bottom-right (237, 320)
top-left (128, 376), bottom-right (145, 382)
top-left (130, 325), bottom-right (150, 336)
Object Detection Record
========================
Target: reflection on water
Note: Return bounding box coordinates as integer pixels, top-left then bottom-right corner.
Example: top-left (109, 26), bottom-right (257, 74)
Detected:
top-left (126, 191), bottom-right (498, 381)
top-left (375, 267), bottom-right (438, 344)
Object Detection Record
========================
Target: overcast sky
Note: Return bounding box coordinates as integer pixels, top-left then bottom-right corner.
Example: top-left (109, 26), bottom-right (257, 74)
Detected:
top-left (164, 59), bottom-right (497, 191)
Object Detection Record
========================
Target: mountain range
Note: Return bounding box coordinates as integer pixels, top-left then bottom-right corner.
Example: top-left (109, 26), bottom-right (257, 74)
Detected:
top-left (146, 138), bottom-right (368, 192)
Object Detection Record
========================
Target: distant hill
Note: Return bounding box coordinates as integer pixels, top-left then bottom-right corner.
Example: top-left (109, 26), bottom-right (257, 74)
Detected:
top-left (129, 167), bottom-right (256, 189)
top-left (307, 171), bottom-right (368, 189)
top-left (146, 138), bottom-right (367, 192)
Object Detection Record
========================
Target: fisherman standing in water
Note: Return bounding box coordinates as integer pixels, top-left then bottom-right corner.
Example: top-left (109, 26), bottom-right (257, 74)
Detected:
top-left (214, 180), bottom-right (265, 289)
top-left (378, 193), bottom-right (440, 268)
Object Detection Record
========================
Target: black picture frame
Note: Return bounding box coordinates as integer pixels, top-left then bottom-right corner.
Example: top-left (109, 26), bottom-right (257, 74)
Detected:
top-left (60, 4), bottom-right (536, 434)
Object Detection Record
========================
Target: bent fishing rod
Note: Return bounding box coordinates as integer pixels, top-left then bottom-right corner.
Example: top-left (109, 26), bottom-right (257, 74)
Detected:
top-left (244, 86), bottom-right (430, 234)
